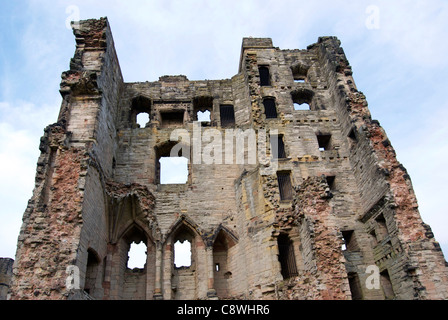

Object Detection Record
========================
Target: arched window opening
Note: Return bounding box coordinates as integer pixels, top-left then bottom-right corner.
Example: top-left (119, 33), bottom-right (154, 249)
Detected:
top-left (174, 240), bottom-right (192, 268)
top-left (127, 241), bottom-right (147, 269)
top-left (213, 229), bottom-right (236, 298)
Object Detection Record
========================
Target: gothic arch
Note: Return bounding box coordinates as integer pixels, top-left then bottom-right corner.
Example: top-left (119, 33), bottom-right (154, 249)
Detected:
top-left (209, 224), bottom-right (238, 247)
top-left (211, 225), bottom-right (238, 299)
top-left (164, 215), bottom-right (206, 299)
top-left (164, 215), bottom-right (204, 245)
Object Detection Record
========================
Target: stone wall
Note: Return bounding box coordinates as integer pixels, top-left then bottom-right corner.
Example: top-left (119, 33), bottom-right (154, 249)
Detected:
top-left (9, 18), bottom-right (448, 300)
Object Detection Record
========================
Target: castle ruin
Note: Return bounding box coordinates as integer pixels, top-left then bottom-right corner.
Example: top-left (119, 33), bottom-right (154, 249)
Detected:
top-left (7, 17), bottom-right (448, 300)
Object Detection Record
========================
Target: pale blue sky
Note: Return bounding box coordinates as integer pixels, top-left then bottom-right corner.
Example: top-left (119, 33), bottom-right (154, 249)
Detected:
top-left (1, 0), bottom-right (447, 262)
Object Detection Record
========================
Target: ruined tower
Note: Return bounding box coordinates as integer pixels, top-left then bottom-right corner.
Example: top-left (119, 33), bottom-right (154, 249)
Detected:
top-left (10, 17), bottom-right (448, 300)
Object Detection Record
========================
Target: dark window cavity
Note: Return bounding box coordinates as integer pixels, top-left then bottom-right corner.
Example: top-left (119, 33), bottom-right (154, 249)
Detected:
top-left (277, 234), bottom-right (298, 279)
top-left (277, 171), bottom-right (293, 201)
top-left (317, 134), bottom-right (332, 151)
top-left (160, 111), bottom-right (184, 128)
top-left (220, 105), bottom-right (235, 127)
top-left (259, 66), bottom-right (271, 86)
top-left (263, 97), bottom-right (278, 119)
top-left (271, 134), bottom-right (286, 159)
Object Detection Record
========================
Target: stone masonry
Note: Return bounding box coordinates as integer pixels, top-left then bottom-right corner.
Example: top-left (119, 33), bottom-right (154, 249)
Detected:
top-left (9, 17), bottom-right (448, 300)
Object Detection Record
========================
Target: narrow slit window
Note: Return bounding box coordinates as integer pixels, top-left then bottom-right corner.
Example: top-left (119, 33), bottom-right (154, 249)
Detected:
top-left (277, 172), bottom-right (293, 201)
top-left (220, 105), bottom-right (235, 127)
top-left (259, 66), bottom-right (271, 86)
top-left (263, 98), bottom-right (277, 119)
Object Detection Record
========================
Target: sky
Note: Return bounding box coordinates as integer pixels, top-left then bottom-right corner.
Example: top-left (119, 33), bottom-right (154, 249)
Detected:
top-left (0, 0), bottom-right (447, 266)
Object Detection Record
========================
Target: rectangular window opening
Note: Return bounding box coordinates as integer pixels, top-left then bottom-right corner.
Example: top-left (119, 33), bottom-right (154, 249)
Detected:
top-left (341, 230), bottom-right (360, 252)
top-left (277, 172), bottom-right (293, 201)
top-left (278, 234), bottom-right (298, 279)
top-left (271, 134), bottom-right (286, 159)
top-left (263, 98), bottom-right (278, 119)
top-left (259, 66), bottom-right (271, 86)
top-left (326, 175), bottom-right (336, 191)
top-left (161, 111), bottom-right (184, 128)
top-left (317, 134), bottom-right (332, 151)
top-left (220, 105), bottom-right (235, 127)
top-left (348, 272), bottom-right (363, 300)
